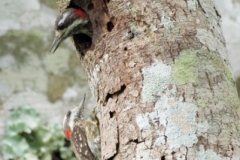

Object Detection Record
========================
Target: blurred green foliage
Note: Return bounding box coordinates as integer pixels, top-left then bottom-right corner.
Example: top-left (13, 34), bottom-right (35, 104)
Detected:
top-left (1, 106), bottom-right (76, 160)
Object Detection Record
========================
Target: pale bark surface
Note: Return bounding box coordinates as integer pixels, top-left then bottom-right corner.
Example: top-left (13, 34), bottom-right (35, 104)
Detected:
top-left (57, 0), bottom-right (240, 159)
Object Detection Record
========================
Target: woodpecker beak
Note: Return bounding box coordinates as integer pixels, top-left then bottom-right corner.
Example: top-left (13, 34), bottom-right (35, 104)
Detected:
top-left (50, 31), bottom-right (63, 53)
top-left (78, 94), bottom-right (86, 109)
top-left (75, 94), bottom-right (86, 120)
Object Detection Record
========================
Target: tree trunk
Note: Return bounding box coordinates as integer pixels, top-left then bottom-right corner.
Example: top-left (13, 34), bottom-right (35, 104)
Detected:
top-left (57, 0), bottom-right (240, 159)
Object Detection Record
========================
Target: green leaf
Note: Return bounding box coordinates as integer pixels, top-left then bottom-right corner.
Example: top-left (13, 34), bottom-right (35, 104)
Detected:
top-left (7, 106), bottom-right (41, 134)
top-left (60, 146), bottom-right (77, 160)
top-left (22, 153), bottom-right (39, 160)
top-left (2, 134), bottom-right (29, 160)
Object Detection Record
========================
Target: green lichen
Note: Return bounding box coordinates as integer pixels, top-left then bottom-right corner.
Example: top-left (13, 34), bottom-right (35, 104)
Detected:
top-left (172, 48), bottom-right (235, 85)
top-left (172, 50), bottom-right (199, 85)
top-left (197, 99), bottom-right (206, 108)
top-left (198, 49), bottom-right (235, 84)
top-left (211, 56), bottom-right (234, 84)
top-left (131, 7), bottom-right (137, 14)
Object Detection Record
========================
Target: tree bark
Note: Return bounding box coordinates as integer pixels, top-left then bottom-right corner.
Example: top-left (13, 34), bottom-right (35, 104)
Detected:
top-left (57, 0), bottom-right (240, 159)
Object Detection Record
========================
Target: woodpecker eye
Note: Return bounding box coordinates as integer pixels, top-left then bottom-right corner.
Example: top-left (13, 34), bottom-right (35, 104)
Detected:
top-left (57, 23), bottom-right (65, 30)
top-left (67, 111), bottom-right (71, 117)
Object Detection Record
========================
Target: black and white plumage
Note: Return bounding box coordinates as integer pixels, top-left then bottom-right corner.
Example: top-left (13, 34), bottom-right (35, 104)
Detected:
top-left (51, 8), bottom-right (92, 53)
top-left (63, 95), bottom-right (101, 160)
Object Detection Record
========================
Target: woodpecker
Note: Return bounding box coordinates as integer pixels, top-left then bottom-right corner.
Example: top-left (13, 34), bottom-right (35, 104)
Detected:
top-left (63, 95), bottom-right (101, 160)
top-left (51, 8), bottom-right (93, 53)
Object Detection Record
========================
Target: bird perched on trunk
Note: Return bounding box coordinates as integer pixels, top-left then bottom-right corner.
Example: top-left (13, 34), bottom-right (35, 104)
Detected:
top-left (63, 95), bottom-right (101, 160)
top-left (51, 8), bottom-right (93, 53)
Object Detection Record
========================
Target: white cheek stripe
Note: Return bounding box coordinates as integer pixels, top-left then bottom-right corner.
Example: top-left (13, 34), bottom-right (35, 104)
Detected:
top-left (69, 112), bottom-right (75, 131)
top-left (63, 115), bottom-right (67, 128)
top-left (59, 12), bottom-right (70, 25)
top-left (62, 18), bottom-right (88, 38)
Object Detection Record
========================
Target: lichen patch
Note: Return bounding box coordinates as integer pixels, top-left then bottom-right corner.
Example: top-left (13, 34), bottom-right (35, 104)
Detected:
top-left (141, 61), bottom-right (172, 103)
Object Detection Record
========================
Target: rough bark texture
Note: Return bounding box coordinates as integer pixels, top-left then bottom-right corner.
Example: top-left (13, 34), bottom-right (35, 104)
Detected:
top-left (57, 0), bottom-right (240, 159)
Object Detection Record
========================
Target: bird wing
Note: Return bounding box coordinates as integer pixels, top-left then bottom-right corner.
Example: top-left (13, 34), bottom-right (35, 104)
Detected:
top-left (71, 123), bottom-right (95, 160)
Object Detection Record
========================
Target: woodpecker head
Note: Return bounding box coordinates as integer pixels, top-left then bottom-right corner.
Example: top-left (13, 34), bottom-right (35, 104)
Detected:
top-left (51, 8), bottom-right (92, 53)
top-left (63, 94), bottom-right (86, 140)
